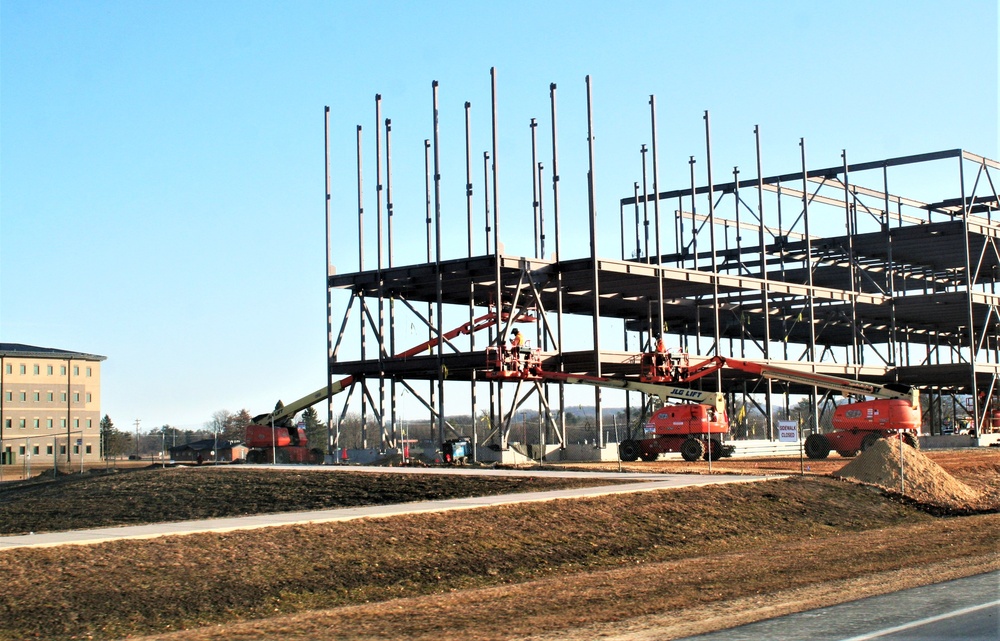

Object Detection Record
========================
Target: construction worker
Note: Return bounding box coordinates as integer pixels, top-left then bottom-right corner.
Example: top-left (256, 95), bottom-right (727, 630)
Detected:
top-left (509, 328), bottom-right (527, 372)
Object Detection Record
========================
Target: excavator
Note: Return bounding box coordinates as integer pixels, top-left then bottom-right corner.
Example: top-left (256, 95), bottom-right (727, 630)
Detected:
top-left (245, 311), bottom-right (531, 463)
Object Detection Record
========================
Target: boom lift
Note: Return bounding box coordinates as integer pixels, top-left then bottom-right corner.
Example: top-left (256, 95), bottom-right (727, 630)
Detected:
top-left (719, 358), bottom-right (922, 459)
top-left (485, 346), bottom-right (734, 462)
top-left (246, 311), bottom-right (532, 463)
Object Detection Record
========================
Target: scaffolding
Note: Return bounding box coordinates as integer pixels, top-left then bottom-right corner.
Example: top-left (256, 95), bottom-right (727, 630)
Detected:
top-left (323, 70), bottom-right (1000, 459)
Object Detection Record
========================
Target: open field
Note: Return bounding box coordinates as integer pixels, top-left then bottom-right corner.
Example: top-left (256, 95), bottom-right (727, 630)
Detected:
top-left (0, 449), bottom-right (997, 640)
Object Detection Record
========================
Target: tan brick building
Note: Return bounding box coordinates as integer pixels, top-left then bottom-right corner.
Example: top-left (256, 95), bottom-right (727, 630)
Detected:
top-left (0, 344), bottom-right (107, 467)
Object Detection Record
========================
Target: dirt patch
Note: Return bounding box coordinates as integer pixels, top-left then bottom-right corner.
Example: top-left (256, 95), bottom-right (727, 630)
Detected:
top-left (833, 439), bottom-right (984, 509)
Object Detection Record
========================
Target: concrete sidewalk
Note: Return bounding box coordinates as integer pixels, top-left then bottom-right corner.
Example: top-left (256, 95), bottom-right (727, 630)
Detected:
top-left (0, 469), bottom-right (777, 550)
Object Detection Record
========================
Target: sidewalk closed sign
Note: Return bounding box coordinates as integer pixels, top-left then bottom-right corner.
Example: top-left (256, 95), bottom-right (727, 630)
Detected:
top-left (778, 420), bottom-right (799, 442)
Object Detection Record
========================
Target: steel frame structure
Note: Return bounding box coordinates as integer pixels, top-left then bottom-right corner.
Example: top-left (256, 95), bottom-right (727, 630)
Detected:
top-left (323, 71), bottom-right (1000, 457)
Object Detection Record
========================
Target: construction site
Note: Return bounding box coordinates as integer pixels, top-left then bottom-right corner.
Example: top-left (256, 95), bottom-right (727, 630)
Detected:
top-left (312, 70), bottom-right (1000, 465)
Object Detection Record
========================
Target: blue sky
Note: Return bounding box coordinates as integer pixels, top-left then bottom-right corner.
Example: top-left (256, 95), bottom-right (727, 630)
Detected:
top-left (2, 1), bottom-right (997, 431)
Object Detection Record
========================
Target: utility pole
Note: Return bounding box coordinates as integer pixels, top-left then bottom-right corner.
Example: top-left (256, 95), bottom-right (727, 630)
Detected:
top-left (134, 419), bottom-right (140, 460)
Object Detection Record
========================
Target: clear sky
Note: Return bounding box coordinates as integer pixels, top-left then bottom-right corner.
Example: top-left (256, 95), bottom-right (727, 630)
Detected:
top-left (2, 0), bottom-right (997, 431)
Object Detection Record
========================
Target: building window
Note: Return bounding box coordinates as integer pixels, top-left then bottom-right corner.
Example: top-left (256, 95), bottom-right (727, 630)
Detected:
top-left (74, 419), bottom-right (80, 428)
top-left (74, 392), bottom-right (80, 402)
top-left (60, 419), bottom-right (66, 428)
top-left (46, 419), bottom-right (53, 428)
top-left (4, 391), bottom-right (10, 401)
top-left (61, 365), bottom-right (66, 375)
top-left (85, 445), bottom-right (92, 454)
top-left (4, 419), bottom-right (9, 429)
top-left (19, 392), bottom-right (26, 401)
top-left (19, 364), bottom-right (25, 374)
top-left (33, 365), bottom-right (39, 375)
top-left (18, 419), bottom-right (25, 428)
top-left (19, 446), bottom-right (25, 455)
top-left (86, 419), bottom-right (92, 428)
top-left (46, 445), bottom-right (53, 454)
top-left (86, 367), bottom-right (92, 377)
top-left (73, 366), bottom-right (79, 376)
top-left (61, 392), bottom-right (67, 402)
top-left (4, 364), bottom-right (9, 374)
top-left (73, 445), bottom-right (79, 454)
top-left (47, 392), bottom-right (54, 402)
top-left (33, 446), bottom-right (39, 455)
top-left (47, 365), bottom-right (53, 375)
top-left (33, 392), bottom-right (40, 402)
top-left (86, 393), bottom-right (92, 403)
top-left (33, 419), bottom-right (39, 428)
top-left (59, 445), bottom-right (66, 455)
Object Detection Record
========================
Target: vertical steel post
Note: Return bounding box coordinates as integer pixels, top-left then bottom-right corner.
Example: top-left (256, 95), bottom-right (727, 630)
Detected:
top-left (491, 68), bottom-right (505, 448)
top-left (641, 144), bottom-right (650, 264)
top-left (424, 138), bottom-right (434, 442)
top-left (650, 97), bottom-right (664, 346)
top-left (959, 155), bottom-right (982, 431)
top-left (465, 101), bottom-right (477, 460)
top-left (842, 150), bottom-right (861, 366)
top-left (754, 125), bottom-right (773, 439)
top-left (531, 118), bottom-right (540, 258)
top-left (385, 117), bottom-right (397, 443)
top-left (704, 111), bottom-right (720, 469)
top-left (375, 95), bottom-right (387, 447)
top-left (324, 107), bottom-right (334, 456)
top-left (356, 125), bottom-right (367, 448)
top-left (432, 81), bottom-right (445, 444)
top-left (585, 75), bottom-right (603, 446)
top-left (800, 138), bottom-right (818, 435)
top-left (550, 82), bottom-right (566, 447)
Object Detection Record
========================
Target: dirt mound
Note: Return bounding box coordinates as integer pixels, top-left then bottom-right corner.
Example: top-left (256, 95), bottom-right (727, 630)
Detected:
top-left (833, 439), bottom-right (982, 509)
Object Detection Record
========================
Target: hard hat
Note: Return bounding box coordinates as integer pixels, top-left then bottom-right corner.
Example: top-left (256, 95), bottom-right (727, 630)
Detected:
top-left (512, 328), bottom-right (519, 335)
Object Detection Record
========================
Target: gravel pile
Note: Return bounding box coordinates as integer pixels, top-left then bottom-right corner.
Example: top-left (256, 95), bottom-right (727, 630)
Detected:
top-left (833, 438), bottom-right (982, 509)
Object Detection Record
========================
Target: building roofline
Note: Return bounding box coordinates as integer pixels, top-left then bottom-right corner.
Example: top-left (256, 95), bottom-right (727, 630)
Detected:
top-left (0, 343), bottom-right (107, 362)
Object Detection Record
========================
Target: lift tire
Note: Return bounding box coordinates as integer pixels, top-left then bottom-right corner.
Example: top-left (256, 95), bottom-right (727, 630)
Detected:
top-left (860, 432), bottom-right (883, 452)
top-left (902, 432), bottom-right (920, 450)
top-left (640, 451), bottom-right (659, 462)
top-left (703, 439), bottom-right (722, 461)
top-left (680, 438), bottom-right (705, 462)
top-left (619, 439), bottom-right (641, 462)
top-left (804, 434), bottom-right (831, 460)
top-left (246, 450), bottom-right (265, 464)
top-left (836, 449), bottom-right (859, 458)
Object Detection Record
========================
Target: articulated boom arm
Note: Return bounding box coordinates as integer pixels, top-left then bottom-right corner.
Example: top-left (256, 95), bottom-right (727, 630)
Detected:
top-left (721, 358), bottom-right (920, 408)
top-left (543, 372), bottom-right (726, 414)
top-left (252, 376), bottom-right (354, 426)
top-left (253, 311), bottom-right (535, 427)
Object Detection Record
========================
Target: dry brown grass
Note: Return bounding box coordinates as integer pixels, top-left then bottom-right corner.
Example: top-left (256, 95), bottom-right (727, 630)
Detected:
top-left (0, 449), bottom-right (997, 641)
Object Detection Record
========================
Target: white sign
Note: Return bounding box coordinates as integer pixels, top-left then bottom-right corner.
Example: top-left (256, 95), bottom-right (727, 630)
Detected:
top-left (777, 420), bottom-right (799, 443)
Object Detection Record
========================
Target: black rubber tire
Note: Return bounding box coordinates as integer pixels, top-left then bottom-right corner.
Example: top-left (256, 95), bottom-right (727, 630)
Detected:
top-left (619, 439), bottom-right (641, 462)
top-left (703, 439), bottom-right (722, 461)
top-left (860, 432), bottom-right (882, 452)
top-left (902, 432), bottom-right (920, 450)
top-left (836, 449), bottom-right (859, 458)
top-left (246, 450), bottom-right (265, 464)
top-left (680, 438), bottom-right (704, 462)
top-left (804, 433), bottom-right (831, 459)
top-left (640, 451), bottom-right (659, 462)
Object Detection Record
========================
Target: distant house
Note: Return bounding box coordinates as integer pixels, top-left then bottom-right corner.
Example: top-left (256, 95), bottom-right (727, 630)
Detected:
top-left (169, 439), bottom-right (247, 463)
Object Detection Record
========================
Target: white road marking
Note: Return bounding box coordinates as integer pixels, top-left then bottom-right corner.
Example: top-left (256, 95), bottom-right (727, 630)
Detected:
top-left (838, 599), bottom-right (1000, 641)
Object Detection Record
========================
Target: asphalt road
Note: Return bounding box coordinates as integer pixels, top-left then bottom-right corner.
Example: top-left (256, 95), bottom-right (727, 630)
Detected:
top-left (678, 571), bottom-right (999, 641)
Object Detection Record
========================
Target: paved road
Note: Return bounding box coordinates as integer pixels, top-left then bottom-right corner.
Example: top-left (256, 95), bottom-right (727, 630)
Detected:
top-left (678, 571), bottom-right (999, 641)
top-left (0, 465), bottom-right (776, 550)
